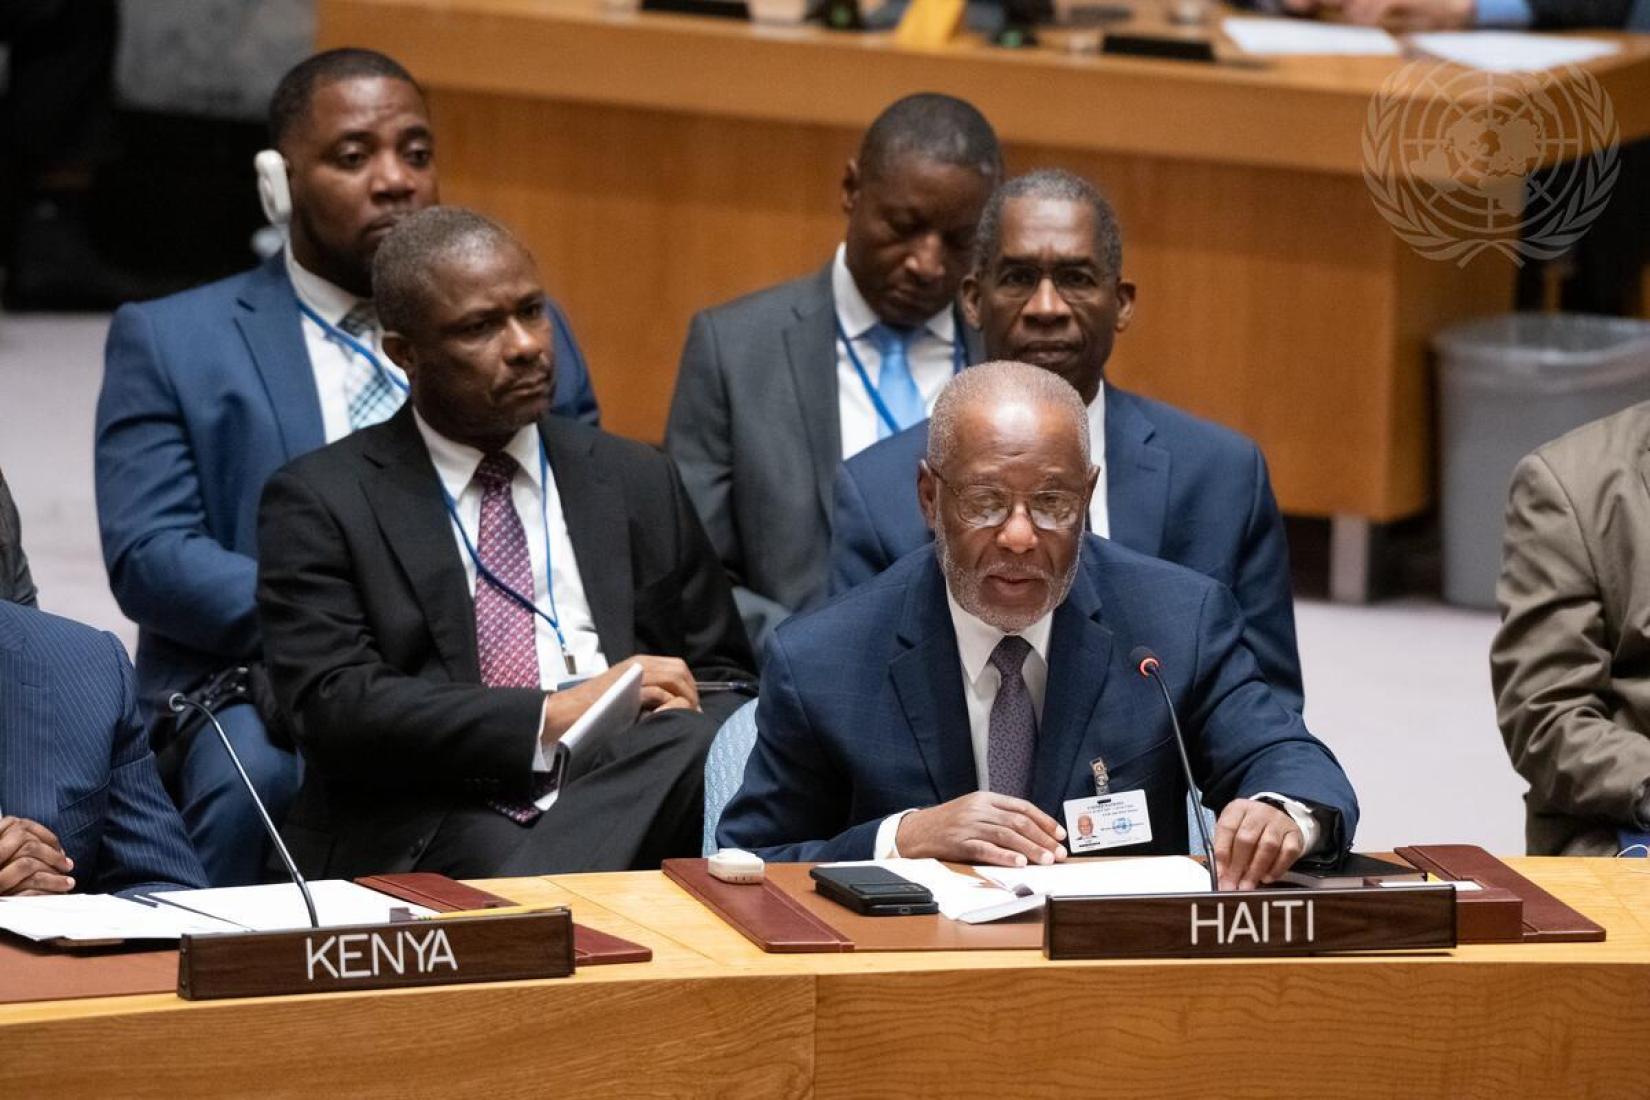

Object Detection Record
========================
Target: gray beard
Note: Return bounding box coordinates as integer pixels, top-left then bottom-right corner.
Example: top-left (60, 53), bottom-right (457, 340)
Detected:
top-left (934, 522), bottom-right (1081, 634)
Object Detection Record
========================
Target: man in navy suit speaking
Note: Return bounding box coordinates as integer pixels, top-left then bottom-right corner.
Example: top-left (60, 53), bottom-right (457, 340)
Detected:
top-left (828, 169), bottom-right (1302, 712)
top-left (719, 363), bottom-right (1356, 888)
top-left (94, 48), bottom-right (601, 885)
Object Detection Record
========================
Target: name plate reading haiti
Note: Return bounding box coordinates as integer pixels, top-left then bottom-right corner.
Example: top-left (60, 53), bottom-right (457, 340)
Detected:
top-left (177, 908), bottom-right (574, 1000)
top-left (1045, 886), bottom-right (1457, 959)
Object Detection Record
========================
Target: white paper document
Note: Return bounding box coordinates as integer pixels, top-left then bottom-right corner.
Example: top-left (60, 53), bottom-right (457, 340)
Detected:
top-left (1223, 17), bottom-right (1400, 57)
top-left (976, 855), bottom-right (1214, 901)
top-left (0, 893), bottom-right (241, 944)
top-left (1407, 32), bottom-right (1618, 73)
top-left (818, 856), bottom-right (1214, 924)
top-left (149, 880), bottom-right (434, 932)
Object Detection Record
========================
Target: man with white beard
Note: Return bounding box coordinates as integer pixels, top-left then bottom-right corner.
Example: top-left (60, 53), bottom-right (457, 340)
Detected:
top-left (718, 361), bottom-right (1357, 890)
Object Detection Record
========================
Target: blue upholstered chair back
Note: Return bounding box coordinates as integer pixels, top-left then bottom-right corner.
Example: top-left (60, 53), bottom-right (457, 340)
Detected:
top-left (703, 698), bottom-right (760, 856)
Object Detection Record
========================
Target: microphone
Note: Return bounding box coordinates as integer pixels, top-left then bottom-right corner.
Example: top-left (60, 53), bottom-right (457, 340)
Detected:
top-left (1129, 646), bottom-right (1219, 892)
top-left (168, 687), bottom-right (319, 929)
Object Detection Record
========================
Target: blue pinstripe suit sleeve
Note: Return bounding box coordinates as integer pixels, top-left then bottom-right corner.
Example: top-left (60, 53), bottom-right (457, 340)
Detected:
top-left (89, 629), bottom-right (208, 895)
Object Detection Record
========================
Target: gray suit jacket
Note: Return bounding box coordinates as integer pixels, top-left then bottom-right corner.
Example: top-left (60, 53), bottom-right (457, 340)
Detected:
top-left (0, 469), bottom-right (37, 607)
top-left (665, 262), bottom-right (979, 648)
top-left (1491, 400), bottom-right (1650, 856)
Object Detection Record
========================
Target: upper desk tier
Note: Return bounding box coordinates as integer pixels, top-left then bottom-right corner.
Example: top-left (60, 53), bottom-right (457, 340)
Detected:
top-left (319, 0), bottom-right (1650, 524)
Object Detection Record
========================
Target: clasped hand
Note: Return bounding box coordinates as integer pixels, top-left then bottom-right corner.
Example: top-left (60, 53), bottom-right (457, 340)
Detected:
top-left (0, 815), bottom-right (75, 896)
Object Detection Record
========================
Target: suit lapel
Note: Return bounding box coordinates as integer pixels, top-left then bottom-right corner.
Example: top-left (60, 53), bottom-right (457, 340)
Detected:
top-left (235, 256), bottom-right (326, 458)
top-left (889, 558), bottom-right (976, 803)
top-left (1104, 385), bottom-right (1169, 559)
top-left (783, 266), bottom-right (843, 525)
top-left (543, 419), bottom-right (634, 661)
top-left (361, 410), bottom-right (480, 681)
top-left (1032, 559), bottom-right (1114, 810)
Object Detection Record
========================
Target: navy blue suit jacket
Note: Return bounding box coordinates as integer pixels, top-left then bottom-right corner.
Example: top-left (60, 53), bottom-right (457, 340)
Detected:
top-left (717, 537), bottom-right (1355, 863)
top-left (0, 602), bottom-right (206, 895)
top-left (95, 255), bottom-right (600, 713)
top-left (828, 383), bottom-right (1303, 711)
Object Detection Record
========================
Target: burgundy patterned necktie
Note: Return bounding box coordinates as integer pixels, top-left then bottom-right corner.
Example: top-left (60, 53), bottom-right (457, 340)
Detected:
top-left (987, 635), bottom-right (1037, 800)
top-left (472, 452), bottom-right (556, 823)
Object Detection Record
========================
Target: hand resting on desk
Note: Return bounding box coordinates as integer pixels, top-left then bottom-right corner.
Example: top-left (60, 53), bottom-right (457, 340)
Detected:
top-left (1214, 797), bottom-right (1304, 891)
top-left (894, 792), bottom-right (1069, 867)
top-left (0, 816), bottom-right (75, 896)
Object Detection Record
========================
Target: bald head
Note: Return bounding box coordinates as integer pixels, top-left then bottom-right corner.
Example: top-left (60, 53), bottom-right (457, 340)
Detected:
top-left (927, 360), bottom-right (1090, 474)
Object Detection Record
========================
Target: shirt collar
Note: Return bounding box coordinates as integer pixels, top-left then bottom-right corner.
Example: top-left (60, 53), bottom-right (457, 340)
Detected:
top-left (1087, 383), bottom-right (1106, 466)
top-left (945, 581), bottom-right (1055, 687)
top-left (413, 411), bottom-right (545, 502)
top-left (830, 242), bottom-right (956, 345)
top-left (284, 244), bottom-right (364, 328)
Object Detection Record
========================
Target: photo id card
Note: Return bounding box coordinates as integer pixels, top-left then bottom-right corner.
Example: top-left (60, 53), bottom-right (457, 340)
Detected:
top-left (1063, 789), bottom-right (1154, 854)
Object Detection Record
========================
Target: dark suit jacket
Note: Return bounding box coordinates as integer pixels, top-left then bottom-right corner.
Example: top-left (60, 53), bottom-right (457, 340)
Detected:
top-left (96, 254), bottom-right (600, 716)
top-left (257, 407), bottom-right (755, 877)
top-left (665, 263), bottom-right (981, 649)
top-left (0, 469), bottom-right (35, 606)
top-left (829, 383), bottom-right (1304, 711)
top-left (0, 602), bottom-right (206, 895)
top-left (717, 537), bottom-right (1356, 863)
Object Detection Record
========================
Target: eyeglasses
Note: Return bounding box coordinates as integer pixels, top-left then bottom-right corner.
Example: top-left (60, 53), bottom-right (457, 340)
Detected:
top-left (929, 467), bottom-right (1087, 531)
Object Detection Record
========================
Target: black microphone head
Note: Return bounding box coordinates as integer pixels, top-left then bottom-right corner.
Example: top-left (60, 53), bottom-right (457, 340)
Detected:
top-left (167, 692), bottom-right (188, 713)
top-left (1128, 645), bottom-right (1161, 678)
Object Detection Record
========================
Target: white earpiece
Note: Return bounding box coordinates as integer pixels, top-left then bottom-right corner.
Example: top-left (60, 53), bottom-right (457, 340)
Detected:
top-left (254, 149), bottom-right (292, 228)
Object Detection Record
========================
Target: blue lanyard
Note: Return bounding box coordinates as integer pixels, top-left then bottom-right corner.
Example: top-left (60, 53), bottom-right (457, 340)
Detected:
top-left (439, 441), bottom-right (576, 677)
top-left (835, 316), bottom-right (967, 437)
top-left (296, 299), bottom-right (410, 395)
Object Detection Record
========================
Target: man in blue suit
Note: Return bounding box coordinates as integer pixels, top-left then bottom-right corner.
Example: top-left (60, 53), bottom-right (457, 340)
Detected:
top-left (94, 49), bottom-right (599, 884)
top-left (829, 169), bottom-right (1302, 711)
top-left (0, 601), bottom-right (206, 896)
top-left (719, 363), bottom-right (1355, 886)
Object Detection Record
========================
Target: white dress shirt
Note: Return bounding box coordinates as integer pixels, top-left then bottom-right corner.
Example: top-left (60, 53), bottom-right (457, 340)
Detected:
top-left (832, 244), bottom-right (959, 461)
top-left (286, 248), bottom-right (407, 444)
top-left (1085, 387), bottom-right (1109, 538)
top-left (414, 414), bottom-right (608, 771)
top-left (873, 585), bottom-right (1321, 859)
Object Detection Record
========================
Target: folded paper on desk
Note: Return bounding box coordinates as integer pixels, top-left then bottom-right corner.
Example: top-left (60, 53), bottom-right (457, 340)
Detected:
top-left (150, 880), bottom-right (435, 932)
top-left (0, 893), bottom-right (239, 945)
top-left (829, 856), bottom-right (1213, 924)
top-left (1407, 32), bottom-right (1617, 73)
top-left (1223, 17), bottom-right (1399, 56)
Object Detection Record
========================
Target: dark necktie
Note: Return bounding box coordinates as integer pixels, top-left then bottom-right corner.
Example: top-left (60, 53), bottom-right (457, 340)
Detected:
top-left (987, 635), bottom-right (1037, 800)
top-left (472, 452), bottom-right (555, 823)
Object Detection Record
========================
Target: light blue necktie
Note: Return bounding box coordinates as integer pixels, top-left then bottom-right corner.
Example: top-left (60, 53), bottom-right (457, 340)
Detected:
top-left (867, 323), bottom-right (926, 439)
top-left (339, 304), bottom-right (403, 431)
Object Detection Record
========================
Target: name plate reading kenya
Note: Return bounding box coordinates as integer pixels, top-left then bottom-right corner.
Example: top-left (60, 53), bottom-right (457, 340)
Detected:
top-left (177, 908), bottom-right (575, 1000)
top-left (1045, 886), bottom-right (1457, 959)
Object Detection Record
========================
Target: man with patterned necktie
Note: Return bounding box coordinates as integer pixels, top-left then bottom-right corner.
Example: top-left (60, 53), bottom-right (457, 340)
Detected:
top-left (666, 93), bottom-right (1002, 651)
top-left (718, 362), bottom-right (1357, 890)
top-left (256, 208), bottom-right (754, 879)
top-left (93, 49), bottom-right (601, 885)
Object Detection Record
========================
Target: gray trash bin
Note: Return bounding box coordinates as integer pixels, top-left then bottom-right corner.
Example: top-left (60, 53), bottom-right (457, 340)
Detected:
top-left (1436, 313), bottom-right (1650, 609)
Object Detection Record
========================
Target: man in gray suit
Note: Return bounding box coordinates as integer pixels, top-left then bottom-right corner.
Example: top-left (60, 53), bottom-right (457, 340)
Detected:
top-left (665, 94), bottom-right (1000, 648)
top-left (1492, 401), bottom-right (1650, 856)
top-left (0, 467), bottom-right (37, 606)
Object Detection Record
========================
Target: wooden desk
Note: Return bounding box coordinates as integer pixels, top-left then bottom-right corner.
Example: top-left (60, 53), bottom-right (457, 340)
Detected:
top-left (319, 0), bottom-right (1650, 544)
top-left (2, 858), bottom-right (1647, 1097)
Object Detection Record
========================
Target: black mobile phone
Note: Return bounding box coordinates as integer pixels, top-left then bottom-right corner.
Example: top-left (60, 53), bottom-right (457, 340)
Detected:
top-left (809, 865), bottom-right (939, 916)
